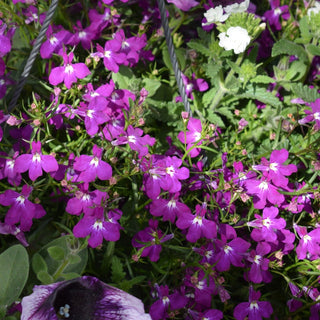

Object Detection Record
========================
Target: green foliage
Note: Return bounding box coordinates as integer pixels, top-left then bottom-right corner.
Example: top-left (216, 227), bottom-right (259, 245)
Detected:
top-left (31, 236), bottom-right (87, 284)
top-left (0, 245), bottom-right (29, 309)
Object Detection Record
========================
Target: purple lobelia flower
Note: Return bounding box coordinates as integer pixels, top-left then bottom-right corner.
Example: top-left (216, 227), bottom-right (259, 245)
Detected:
top-left (91, 39), bottom-right (126, 73)
top-left (73, 145), bottom-right (112, 183)
top-left (112, 125), bottom-right (156, 157)
top-left (176, 73), bottom-right (208, 102)
top-left (176, 203), bottom-right (217, 243)
top-left (188, 309), bottom-right (224, 320)
top-left (76, 98), bottom-right (110, 136)
top-left (213, 224), bottom-right (250, 272)
top-left (263, 0), bottom-right (290, 31)
top-left (298, 98), bottom-right (320, 131)
top-left (245, 174), bottom-right (285, 209)
top-left (294, 224), bottom-right (320, 260)
top-left (167, 0), bottom-right (199, 11)
top-left (0, 185), bottom-right (46, 231)
top-left (246, 242), bottom-right (272, 284)
top-left (132, 219), bottom-right (173, 262)
top-left (233, 286), bottom-right (273, 320)
top-left (0, 151), bottom-right (22, 186)
top-left (67, 20), bottom-right (98, 50)
top-left (0, 221), bottom-right (28, 246)
top-left (149, 193), bottom-right (191, 223)
top-left (73, 207), bottom-right (122, 247)
top-left (252, 149), bottom-right (297, 188)
top-left (40, 25), bottom-right (71, 59)
top-left (149, 284), bottom-right (188, 320)
top-left (66, 183), bottom-right (108, 216)
top-left (15, 141), bottom-right (59, 181)
top-left (21, 276), bottom-right (151, 320)
top-left (177, 117), bottom-right (203, 158)
top-left (49, 50), bottom-right (90, 89)
top-left (247, 206), bottom-right (286, 243)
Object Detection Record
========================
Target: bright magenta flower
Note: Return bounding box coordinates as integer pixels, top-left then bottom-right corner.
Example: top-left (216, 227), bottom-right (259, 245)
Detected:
top-left (15, 141), bottom-right (59, 181)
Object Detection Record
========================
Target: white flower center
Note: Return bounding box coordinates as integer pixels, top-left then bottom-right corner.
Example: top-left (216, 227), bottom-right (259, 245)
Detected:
top-left (93, 220), bottom-right (103, 230)
top-left (166, 165), bottom-right (175, 177)
top-left (128, 135), bottom-right (136, 143)
top-left (269, 163), bottom-right (278, 171)
top-left (262, 217), bottom-right (272, 228)
top-left (49, 36), bottom-right (58, 45)
top-left (104, 50), bottom-right (111, 58)
top-left (82, 194), bottom-right (90, 202)
top-left (167, 199), bottom-right (177, 209)
top-left (89, 157), bottom-right (99, 167)
top-left (258, 181), bottom-right (269, 191)
top-left (224, 245), bottom-right (233, 254)
top-left (303, 234), bottom-right (311, 243)
top-left (314, 112), bottom-right (320, 120)
top-left (274, 8), bottom-right (282, 15)
top-left (193, 131), bottom-right (201, 141)
top-left (254, 255), bottom-right (262, 265)
top-left (78, 31), bottom-right (86, 38)
top-left (32, 153), bottom-right (41, 163)
top-left (7, 160), bottom-right (14, 169)
top-left (65, 64), bottom-right (74, 74)
top-left (16, 195), bottom-right (26, 205)
top-left (250, 301), bottom-right (259, 310)
top-left (192, 215), bottom-right (203, 226)
top-left (162, 296), bottom-right (170, 305)
top-left (87, 109), bottom-right (94, 118)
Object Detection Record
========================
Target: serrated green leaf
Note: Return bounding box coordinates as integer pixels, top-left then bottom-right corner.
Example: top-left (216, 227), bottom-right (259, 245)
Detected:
top-left (111, 256), bottom-right (126, 283)
top-left (32, 252), bottom-right (48, 274)
top-left (47, 246), bottom-right (65, 261)
top-left (204, 61), bottom-right (222, 83)
top-left (272, 39), bottom-right (308, 63)
top-left (235, 84), bottom-right (281, 107)
top-left (0, 245), bottom-right (29, 307)
top-left (216, 107), bottom-right (236, 124)
top-left (202, 87), bottom-right (218, 107)
top-left (290, 83), bottom-right (320, 102)
top-left (251, 75), bottom-right (275, 84)
top-left (306, 44), bottom-right (320, 56)
top-left (187, 40), bottom-right (211, 57)
top-left (206, 110), bottom-right (225, 128)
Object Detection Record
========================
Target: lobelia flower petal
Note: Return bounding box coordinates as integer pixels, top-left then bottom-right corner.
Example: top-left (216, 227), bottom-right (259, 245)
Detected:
top-left (21, 276), bottom-right (151, 320)
top-left (41, 155), bottom-right (59, 173)
top-left (49, 66), bottom-right (66, 86)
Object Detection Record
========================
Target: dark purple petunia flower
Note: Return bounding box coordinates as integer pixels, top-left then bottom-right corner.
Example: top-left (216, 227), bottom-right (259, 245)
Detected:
top-left (21, 276), bottom-right (151, 319)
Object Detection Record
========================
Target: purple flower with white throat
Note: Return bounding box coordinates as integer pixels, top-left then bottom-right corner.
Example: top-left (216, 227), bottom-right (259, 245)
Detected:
top-left (252, 149), bottom-right (297, 188)
top-left (73, 207), bottom-right (122, 247)
top-left (263, 0), bottom-right (290, 31)
top-left (176, 73), bottom-right (208, 102)
top-left (298, 98), bottom-right (320, 131)
top-left (234, 286), bottom-right (273, 320)
top-left (15, 141), bottom-right (59, 181)
top-left (73, 145), bottom-right (112, 183)
top-left (91, 40), bottom-right (126, 73)
top-left (49, 50), bottom-right (90, 89)
top-left (294, 224), bottom-right (320, 260)
top-left (176, 203), bottom-right (217, 243)
top-left (21, 276), bottom-right (151, 320)
top-left (0, 185), bottom-right (46, 231)
top-left (247, 206), bottom-right (286, 243)
top-left (245, 174), bottom-right (285, 209)
top-left (132, 219), bottom-right (174, 262)
top-left (177, 117), bottom-right (203, 158)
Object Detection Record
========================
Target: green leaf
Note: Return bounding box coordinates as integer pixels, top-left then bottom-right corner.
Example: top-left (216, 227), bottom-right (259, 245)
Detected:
top-left (111, 256), bottom-right (126, 283)
top-left (0, 245), bottom-right (29, 307)
top-left (290, 83), bottom-right (320, 102)
top-left (142, 78), bottom-right (161, 98)
top-left (206, 110), bottom-right (225, 128)
top-left (32, 252), bottom-right (48, 274)
top-left (235, 84), bottom-right (281, 107)
top-left (37, 270), bottom-right (54, 285)
top-left (60, 272), bottom-right (80, 280)
top-left (112, 65), bottom-right (135, 89)
top-left (204, 61), bottom-right (222, 83)
top-left (306, 44), bottom-right (320, 56)
top-left (272, 39), bottom-right (308, 63)
top-left (35, 236), bottom-right (87, 283)
top-left (47, 246), bottom-right (65, 261)
top-left (250, 75), bottom-right (275, 84)
top-left (187, 40), bottom-right (212, 57)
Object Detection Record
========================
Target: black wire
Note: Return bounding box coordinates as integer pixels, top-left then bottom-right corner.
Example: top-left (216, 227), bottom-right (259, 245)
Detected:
top-left (157, 0), bottom-right (192, 116)
top-left (7, 0), bottom-right (59, 113)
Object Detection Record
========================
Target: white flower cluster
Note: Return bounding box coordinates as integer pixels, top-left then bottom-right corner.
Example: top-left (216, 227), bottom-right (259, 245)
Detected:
top-left (307, 1), bottom-right (320, 16)
top-left (202, 0), bottom-right (250, 25)
top-left (218, 26), bottom-right (251, 54)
